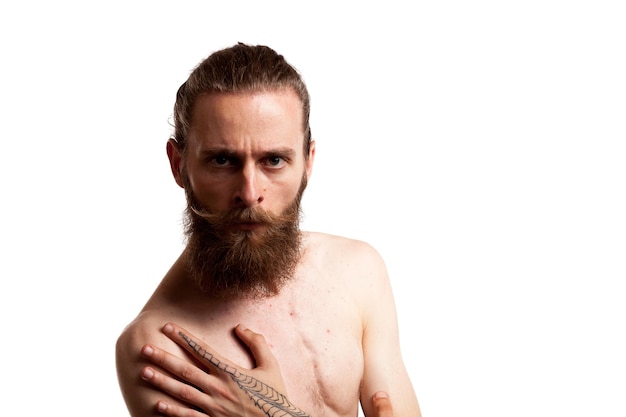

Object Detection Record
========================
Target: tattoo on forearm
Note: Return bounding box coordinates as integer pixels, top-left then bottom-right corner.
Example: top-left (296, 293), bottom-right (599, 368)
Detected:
top-left (180, 332), bottom-right (310, 417)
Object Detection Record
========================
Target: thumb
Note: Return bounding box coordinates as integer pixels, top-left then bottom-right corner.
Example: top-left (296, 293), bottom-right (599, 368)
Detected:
top-left (372, 391), bottom-right (393, 417)
top-left (234, 324), bottom-right (280, 369)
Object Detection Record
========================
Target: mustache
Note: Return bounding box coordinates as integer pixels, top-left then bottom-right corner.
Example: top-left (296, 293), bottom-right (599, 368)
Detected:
top-left (189, 204), bottom-right (298, 229)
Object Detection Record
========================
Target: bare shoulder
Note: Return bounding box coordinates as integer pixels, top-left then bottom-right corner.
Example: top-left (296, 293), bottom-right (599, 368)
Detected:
top-left (116, 310), bottom-right (168, 375)
top-left (116, 310), bottom-right (170, 355)
top-left (306, 231), bottom-right (386, 264)
top-left (303, 231), bottom-right (390, 289)
top-left (116, 254), bottom-right (193, 359)
top-left (115, 310), bottom-right (185, 416)
top-left (116, 305), bottom-right (187, 374)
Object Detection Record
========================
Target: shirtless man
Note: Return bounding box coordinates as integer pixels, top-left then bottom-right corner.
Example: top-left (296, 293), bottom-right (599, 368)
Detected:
top-left (115, 43), bottom-right (420, 417)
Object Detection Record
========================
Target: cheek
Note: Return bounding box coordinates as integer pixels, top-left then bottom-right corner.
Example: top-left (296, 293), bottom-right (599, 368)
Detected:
top-left (273, 177), bottom-right (304, 202)
top-left (187, 174), bottom-right (230, 206)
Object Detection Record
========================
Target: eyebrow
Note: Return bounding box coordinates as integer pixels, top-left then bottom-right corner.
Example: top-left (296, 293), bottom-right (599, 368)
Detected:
top-left (199, 147), bottom-right (297, 159)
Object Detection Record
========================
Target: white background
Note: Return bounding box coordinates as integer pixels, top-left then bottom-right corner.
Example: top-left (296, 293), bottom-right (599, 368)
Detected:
top-left (1, 1), bottom-right (624, 416)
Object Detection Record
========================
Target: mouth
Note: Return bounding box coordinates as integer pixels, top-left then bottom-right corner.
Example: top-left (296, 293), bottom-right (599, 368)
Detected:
top-left (232, 222), bottom-right (265, 231)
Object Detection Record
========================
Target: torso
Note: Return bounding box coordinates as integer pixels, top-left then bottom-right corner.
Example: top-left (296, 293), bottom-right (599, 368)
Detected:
top-left (127, 232), bottom-right (369, 417)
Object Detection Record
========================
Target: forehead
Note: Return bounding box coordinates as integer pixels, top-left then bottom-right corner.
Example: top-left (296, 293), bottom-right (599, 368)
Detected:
top-left (188, 89), bottom-right (304, 151)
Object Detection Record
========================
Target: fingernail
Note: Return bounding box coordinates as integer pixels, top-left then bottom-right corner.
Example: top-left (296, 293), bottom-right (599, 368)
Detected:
top-left (142, 368), bottom-right (154, 380)
top-left (374, 391), bottom-right (389, 400)
top-left (142, 345), bottom-right (154, 357)
top-left (163, 323), bottom-right (173, 334)
top-left (157, 401), bottom-right (168, 412)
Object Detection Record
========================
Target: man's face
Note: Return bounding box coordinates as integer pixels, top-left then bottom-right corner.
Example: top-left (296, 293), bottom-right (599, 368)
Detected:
top-left (176, 89), bottom-right (314, 227)
top-left (167, 89), bottom-right (315, 298)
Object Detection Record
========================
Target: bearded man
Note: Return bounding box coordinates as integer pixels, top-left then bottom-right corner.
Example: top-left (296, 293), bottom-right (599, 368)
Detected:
top-left (115, 43), bottom-right (421, 417)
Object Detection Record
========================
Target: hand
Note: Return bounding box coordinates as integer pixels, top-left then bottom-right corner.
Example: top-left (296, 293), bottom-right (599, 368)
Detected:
top-left (371, 392), bottom-right (394, 417)
top-left (140, 322), bottom-right (310, 417)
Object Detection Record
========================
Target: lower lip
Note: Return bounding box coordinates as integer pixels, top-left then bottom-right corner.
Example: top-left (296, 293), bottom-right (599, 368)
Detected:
top-left (234, 223), bottom-right (263, 231)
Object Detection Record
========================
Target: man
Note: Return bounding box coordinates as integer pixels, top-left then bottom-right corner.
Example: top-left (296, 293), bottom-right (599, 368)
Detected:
top-left (116, 43), bottom-right (420, 417)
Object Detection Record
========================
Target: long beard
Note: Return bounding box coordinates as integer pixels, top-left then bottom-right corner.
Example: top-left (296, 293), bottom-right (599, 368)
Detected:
top-left (182, 175), bottom-right (307, 300)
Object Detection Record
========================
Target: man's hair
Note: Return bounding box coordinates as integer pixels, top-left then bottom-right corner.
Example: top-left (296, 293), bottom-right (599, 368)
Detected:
top-left (173, 43), bottom-right (312, 156)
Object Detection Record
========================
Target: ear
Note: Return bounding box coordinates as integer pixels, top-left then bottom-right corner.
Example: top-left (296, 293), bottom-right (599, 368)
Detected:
top-left (166, 138), bottom-right (185, 188)
top-left (305, 140), bottom-right (316, 180)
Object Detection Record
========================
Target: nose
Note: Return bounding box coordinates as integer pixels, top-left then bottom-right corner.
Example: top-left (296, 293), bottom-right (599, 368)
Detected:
top-left (234, 164), bottom-right (265, 207)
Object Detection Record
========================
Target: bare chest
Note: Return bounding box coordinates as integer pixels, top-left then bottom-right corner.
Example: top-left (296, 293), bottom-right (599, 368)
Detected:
top-left (182, 288), bottom-right (364, 416)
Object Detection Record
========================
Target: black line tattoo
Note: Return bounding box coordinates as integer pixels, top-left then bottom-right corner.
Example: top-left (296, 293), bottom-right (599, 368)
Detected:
top-left (180, 332), bottom-right (311, 417)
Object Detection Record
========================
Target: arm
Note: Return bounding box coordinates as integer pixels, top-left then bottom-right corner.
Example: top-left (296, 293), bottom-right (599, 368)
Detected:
top-left (357, 245), bottom-right (422, 417)
top-left (141, 322), bottom-right (309, 417)
top-left (116, 319), bottom-right (196, 417)
top-left (142, 322), bottom-right (397, 417)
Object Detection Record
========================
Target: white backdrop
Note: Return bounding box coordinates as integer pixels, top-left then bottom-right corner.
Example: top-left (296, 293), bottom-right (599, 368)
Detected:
top-left (1, 1), bottom-right (624, 416)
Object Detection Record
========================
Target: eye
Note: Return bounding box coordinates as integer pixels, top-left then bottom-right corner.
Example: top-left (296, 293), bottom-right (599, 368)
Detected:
top-left (265, 156), bottom-right (285, 168)
top-left (210, 155), bottom-right (235, 167)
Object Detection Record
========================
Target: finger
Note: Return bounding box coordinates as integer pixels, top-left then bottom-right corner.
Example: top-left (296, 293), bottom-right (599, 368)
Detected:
top-left (372, 391), bottom-right (393, 417)
top-left (141, 365), bottom-right (211, 414)
top-left (141, 344), bottom-right (215, 390)
top-left (234, 324), bottom-right (279, 369)
top-left (154, 400), bottom-right (206, 417)
top-left (163, 322), bottom-right (241, 378)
